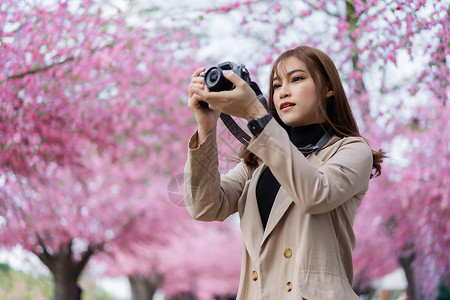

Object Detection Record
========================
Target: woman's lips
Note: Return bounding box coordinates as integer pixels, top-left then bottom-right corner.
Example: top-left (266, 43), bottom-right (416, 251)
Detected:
top-left (280, 101), bottom-right (296, 112)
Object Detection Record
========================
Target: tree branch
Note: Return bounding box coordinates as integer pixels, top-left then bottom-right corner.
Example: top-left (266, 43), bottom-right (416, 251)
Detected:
top-left (5, 40), bottom-right (118, 82)
top-left (35, 233), bottom-right (54, 272)
top-left (304, 0), bottom-right (341, 18)
top-left (74, 244), bottom-right (98, 277)
top-left (7, 57), bottom-right (75, 80)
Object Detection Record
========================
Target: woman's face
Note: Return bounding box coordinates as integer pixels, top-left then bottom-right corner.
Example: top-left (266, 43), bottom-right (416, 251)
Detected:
top-left (272, 56), bottom-right (325, 127)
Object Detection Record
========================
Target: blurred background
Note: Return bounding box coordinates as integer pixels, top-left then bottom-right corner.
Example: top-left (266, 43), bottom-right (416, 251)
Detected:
top-left (0, 0), bottom-right (448, 299)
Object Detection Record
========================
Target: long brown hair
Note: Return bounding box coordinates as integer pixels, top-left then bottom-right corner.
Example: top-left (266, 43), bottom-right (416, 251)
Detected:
top-left (240, 46), bottom-right (385, 177)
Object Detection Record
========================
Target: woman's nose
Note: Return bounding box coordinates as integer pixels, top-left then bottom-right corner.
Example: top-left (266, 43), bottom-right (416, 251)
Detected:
top-left (279, 85), bottom-right (290, 99)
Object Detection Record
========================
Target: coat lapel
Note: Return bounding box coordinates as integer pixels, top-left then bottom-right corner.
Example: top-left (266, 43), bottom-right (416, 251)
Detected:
top-left (239, 164), bottom-right (265, 264)
top-left (261, 152), bottom-right (324, 245)
top-left (262, 187), bottom-right (293, 244)
top-left (240, 163), bottom-right (294, 252)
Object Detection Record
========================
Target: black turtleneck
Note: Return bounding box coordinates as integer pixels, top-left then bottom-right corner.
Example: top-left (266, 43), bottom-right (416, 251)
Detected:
top-left (256, 123), bottom-right (326, 230)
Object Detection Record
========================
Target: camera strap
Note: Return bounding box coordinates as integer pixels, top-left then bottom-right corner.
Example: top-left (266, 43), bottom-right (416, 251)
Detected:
top-left (219, 81), bottom-right (267, 146)
top-left (297, 128), bottom-right (334, 156)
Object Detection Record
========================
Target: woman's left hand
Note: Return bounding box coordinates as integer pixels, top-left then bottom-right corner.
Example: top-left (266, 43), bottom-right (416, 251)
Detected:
top-left (190, 71), bottom-right (268, 121)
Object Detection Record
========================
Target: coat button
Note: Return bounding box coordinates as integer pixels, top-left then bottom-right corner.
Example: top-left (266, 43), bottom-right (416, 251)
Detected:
top-left (251, 271), bottom-right (258, 281)
top-left (283, 248), bottom-right (292, 258)
top-left (286, 281), bottom-right (293, 292)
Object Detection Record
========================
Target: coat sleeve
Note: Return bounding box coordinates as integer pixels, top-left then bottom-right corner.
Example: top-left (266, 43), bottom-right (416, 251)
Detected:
top-left (183, 128), bottom-right (250, 221)
top-left (247, 119), bottom-right (373, 214)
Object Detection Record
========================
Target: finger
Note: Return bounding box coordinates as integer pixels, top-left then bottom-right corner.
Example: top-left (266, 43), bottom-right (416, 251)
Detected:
top-left (191, 93), bottom-right (203, 104)
top-left (191, 76), bottom-right (205, 84)
top-left (190, 82), bottom-right (205, 91)
top-left (222, 70), bottom-right (245, 86)
top-left (190, 84), bottom-right (207, 99)
top-left (191, 86), bottom-right (208, 99)
top-left (188, 94), bottom-right (205, 108)
top-left (189, 82), bottom-right (205, 97)
top-left (191, 67), bottom-right (206, 78)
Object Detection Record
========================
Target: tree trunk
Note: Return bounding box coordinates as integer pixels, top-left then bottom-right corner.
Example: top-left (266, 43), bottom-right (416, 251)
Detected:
top-left (398, 252), bottom-right (419, 300)
top-left (53, 272), bottom-right (79, 300)
top-left (129, 274), bottom-right (162, 300)
top-left (36, 238), bottom-right (94, 300)
top-left (345, 0), bottom-right (371, 127)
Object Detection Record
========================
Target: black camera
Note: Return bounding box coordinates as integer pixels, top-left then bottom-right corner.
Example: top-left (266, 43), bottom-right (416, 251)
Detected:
top-left (201, 61), bottom-right (251, 92)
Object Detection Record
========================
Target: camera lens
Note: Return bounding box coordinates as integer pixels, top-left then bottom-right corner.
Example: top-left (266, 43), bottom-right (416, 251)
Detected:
top-left (209, 71), bottom-right (218, 82)
top-left (208, 70), bottom-right (220, 83)
top-left (205, 68), bottom-right (222, 89)
top-left (205, 67), bottom-right (234, 92)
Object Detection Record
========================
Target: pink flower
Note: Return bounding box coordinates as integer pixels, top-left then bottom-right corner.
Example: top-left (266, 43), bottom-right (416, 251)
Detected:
top-left (409, 86), bottom-right (420, 95)
top-left (218, 5), bottom-right (231, 13)
top-left (13, 133), bottom-right (21, 143)
top-left (302, 9), bottom-right (312, 17)
top-left (350, 70), bottom-right (362, 81)
top-left (387, 52), bottom-right (396, 63)
top-left (316, 1), bottom-right (325, 9)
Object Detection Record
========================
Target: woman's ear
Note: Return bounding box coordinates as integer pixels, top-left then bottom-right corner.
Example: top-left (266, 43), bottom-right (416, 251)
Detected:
top-left (326, 90), bottom-right (334, 98)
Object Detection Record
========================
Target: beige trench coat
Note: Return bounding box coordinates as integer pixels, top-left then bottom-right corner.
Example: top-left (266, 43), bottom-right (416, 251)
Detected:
top-left (184, 119), bottom-right (373, 300)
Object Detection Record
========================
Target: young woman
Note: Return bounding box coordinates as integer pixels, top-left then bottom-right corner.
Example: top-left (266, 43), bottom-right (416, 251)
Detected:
top-left (184, 46), bottom-right (384, 300)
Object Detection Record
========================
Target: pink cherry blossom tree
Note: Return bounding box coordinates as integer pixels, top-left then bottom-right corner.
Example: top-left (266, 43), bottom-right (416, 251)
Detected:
top-left (0, 0), bottom-right (200, 299)
top-left (99, 209), bottom-right (242, 300)
top-left (160, 220), bottom-right (242, 300)
top-left (359, 100), bottom-right (449, 299)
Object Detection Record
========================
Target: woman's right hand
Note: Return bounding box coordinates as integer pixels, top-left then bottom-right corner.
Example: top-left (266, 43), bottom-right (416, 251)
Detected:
top-left (188, 67), bottom-right (220, 144)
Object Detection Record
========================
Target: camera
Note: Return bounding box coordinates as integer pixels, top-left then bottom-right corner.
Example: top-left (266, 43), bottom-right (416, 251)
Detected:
top-left (197, 61), bottom-right (269, 146)
top-left (201, 61), bottom-right (251, 92)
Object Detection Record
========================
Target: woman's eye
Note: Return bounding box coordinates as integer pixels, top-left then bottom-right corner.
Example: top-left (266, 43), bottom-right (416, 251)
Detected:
top-left (292, 76), bottom-right (305, 82)
top-left (273, 84), bottom-right (281, 90)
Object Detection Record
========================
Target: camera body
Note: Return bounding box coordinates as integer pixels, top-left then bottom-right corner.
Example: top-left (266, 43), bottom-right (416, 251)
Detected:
top-left (201, 61), bottom-right (251, 92)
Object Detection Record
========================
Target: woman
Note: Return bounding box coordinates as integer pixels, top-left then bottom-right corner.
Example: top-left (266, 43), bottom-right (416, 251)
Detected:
top-left (184, 46), bottom-right (384, 300)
